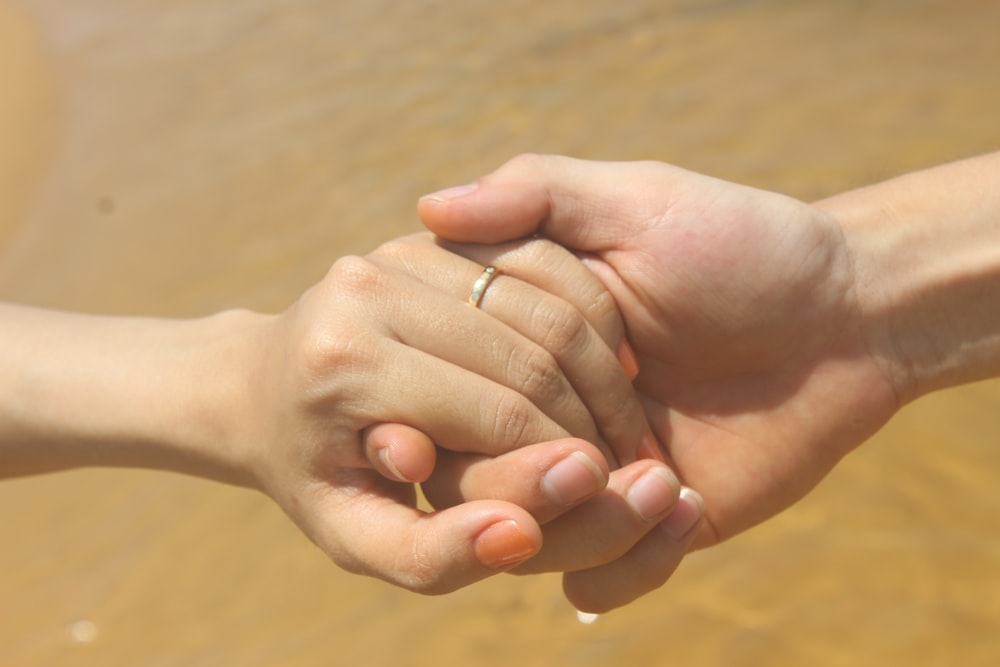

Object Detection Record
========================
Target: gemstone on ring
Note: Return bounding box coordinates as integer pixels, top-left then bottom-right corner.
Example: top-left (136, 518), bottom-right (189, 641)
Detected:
top-left (468, 266), bottom-right (500, 307)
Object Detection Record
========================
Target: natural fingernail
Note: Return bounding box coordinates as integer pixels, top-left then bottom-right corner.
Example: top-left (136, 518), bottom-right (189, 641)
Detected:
top-left (636, 429), bottom-right (666, 463)
top-left (474, 520), bottom-right (538, 569)
top-left (626, 466), bottom-right (680, 522)
top-left (420, 182), bottom-right (478, 203)
top-left (617, 339), bottom-right (640, 380)
top-left (542, 451), bottom-right (607, 506)
top-left (377, 447), bottom-right (408, 482)
top-left (659, 487), bottom-right (705, 540)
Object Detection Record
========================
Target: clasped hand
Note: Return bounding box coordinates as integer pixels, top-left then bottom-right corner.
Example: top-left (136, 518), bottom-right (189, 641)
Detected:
top-left (5, 153), bottom-right (990, 614)
top-left (248, 232), bottom-right (700, 611)
top-left (237, 153), bottom-right (913, 613)
top-left (418, 154), bottom-right (905, 610)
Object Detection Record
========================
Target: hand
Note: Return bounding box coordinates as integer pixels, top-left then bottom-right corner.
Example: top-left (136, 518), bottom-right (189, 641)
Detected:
top-left (0, 229), bottom-right (691, 602)
top-left (239, 232), bottom-right (676, 594)
top-left (365, 235), bottom-right (704, 611)
top-left (419, 154), bottom-right (901, 607)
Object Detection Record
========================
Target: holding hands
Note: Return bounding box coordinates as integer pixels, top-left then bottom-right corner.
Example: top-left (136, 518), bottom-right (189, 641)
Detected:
top-left (421, 152), bottom-right (1000, 608)
top-left (8, 150), bottom-right (995, 614)
top-left (0, 230), bottom-right (699, 606)
top-left (420, 155), bottom-right (898, 552)
top-left (252, 233), bottom-right (700, 597)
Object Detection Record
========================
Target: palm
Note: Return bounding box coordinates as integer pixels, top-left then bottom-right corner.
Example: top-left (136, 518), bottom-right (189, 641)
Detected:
top-left (588, 168), bottom-right (898, 544)
top-left (423, 155), bottom-right (904, 552)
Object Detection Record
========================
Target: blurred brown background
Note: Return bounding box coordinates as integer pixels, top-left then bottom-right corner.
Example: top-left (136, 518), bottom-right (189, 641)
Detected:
top-left (1, 1), bottom-right (999, 665)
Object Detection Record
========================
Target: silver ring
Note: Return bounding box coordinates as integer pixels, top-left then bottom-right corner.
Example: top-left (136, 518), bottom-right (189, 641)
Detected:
top-left (468, 266), bottom-right (500, 308)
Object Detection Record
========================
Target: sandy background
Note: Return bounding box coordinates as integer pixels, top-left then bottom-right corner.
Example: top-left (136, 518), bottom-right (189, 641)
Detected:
top-left (1, 1), bottom-right (999, 664)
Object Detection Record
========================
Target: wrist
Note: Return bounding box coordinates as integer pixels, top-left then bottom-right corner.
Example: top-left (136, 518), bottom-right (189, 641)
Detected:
top-left (0, 305), bottom-right (273, 486)
top-left (815, 153), bottom-right (1000, 403)
top-left (138, 308), bottom-right (276, 488)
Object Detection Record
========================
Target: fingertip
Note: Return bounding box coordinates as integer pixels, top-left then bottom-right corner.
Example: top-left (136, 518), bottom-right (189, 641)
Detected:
top-left (560, 485), bottom-right (703, 611)
top-left (364, 423), bottom-right (437, 483)
top-left (417, 183), bottom-right (484, 242)
top-left (635, 428), bottom-right (666, 463)
top-left (419, 182), bottom-right (479, 205)
top-left (624, 463), bottom-right (681, 522)
top-left (658, 487), bottom-right (705, 541)
top-left (562, 576), bottom-right (617, 615)
top-left (418, 178), bottom-right (546, 244)
top-left (417, 184), bottom-right (476, 233)
top-left (541, 449), bottom-right (609, 508)
top-left (617, 338), bottom-right (641, 381)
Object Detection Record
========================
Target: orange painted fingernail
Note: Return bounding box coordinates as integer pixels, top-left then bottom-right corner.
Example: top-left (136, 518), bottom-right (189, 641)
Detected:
top-left (617, 339), bottom-right (640, 380)
top-left (637, 429), bottom-right (666, 462)
top-left (474, 520), bottom-right (539, 569)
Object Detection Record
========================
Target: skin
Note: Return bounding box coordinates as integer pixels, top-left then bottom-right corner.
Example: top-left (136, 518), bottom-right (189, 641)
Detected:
top-left (419, 151), bottom-right (1000, 611)
top-left (0, 233), bottom-right (697, 596)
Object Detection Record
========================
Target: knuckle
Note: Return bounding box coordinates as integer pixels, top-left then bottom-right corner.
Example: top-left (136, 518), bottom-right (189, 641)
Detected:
top-left (297, 328), bottom-right (375, 383)
top-left (368, 233), bottom-right (429, 265)
top-left (508, 344), bottom-right (564, 402)
top-left (514, 238), bottom-right (622, 338)
top-left (489, 392), bottom-right (535, 450)
top-left (296, 262), bottom-right (384, 381)
top-left (396, 547), bottom-right (451, 596)
top-left (500, 152), bottom-right (554, 177)
top-left (336, 543), bottom-right (453, 597)
top-left (297, 326), bottom-right (341, 375)
top-left (514, 236), bottom-right (557, 263)
top-left (325, 254), bottom-right (383, 298)
top-left (602, 391), bottom-right (641, 436)
top-left (402, 574), bottom-right (450, 596)
top-left (368, 238), bottom-right (407, 263)
top-left (582, 288), bottom-right (620, 335)
top-left (528, 299), bottom-right (590, 359)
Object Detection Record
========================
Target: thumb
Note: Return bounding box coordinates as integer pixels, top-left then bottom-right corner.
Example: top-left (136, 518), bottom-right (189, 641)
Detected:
top-left (418, 153), bottom-right (642, 252)
top-left (310, 484), bottom-right (543, 595)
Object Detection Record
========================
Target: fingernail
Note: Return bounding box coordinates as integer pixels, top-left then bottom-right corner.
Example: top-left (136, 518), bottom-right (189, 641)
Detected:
top-left (541, 451), bottom-right (607, 506)
top-left (474, 520), bottom-right (539, 569)
top-left (659, 487), bottom-right (705, 540)
top-left (420, 182), bottom-right (478, 203)
top-left (377, 447), bottom-right (408, 482)
top-left (626, 466), bottom-right (680, 522)
top-left (636, 429), bottom-right (665, 463)
top-left (617, 339), bottom-right (640, 381)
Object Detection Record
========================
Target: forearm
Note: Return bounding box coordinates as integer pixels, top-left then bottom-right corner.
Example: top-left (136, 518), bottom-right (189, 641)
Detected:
top-left (815, 152), bottom-right (1000, 402)
top-left (0, 303), bottom-right (269, 485)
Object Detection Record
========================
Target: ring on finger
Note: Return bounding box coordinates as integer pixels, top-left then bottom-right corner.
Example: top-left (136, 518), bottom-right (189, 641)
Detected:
top-left (468, 266), bottom-right (500, 308)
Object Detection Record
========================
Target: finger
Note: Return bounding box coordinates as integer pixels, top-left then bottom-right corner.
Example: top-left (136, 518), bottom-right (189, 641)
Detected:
top-left (421, 438), bottom-right (609, 524)
top-left (562, 487), bottom-right (705, 613)
top-left (438, 238), bottom-right (628, 352)
top-left (418, 153), bottom-right (659, 249)
top-left (363, 422), bottom-right (436, 483)
top-left (437, 236), bottom-right (662, 464)
top-left (510, 460), bottom-right (682, 575)
top-left (369, 235), bottom-right (658, 465)
top-left (323, 255), bottom-right (585, 456)
top-left (367, 339), bottom-right (574, 456)
top-left (362, 246), bottom-right (608, 458)
top-left (305, 470), bottom-right (544, 594)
